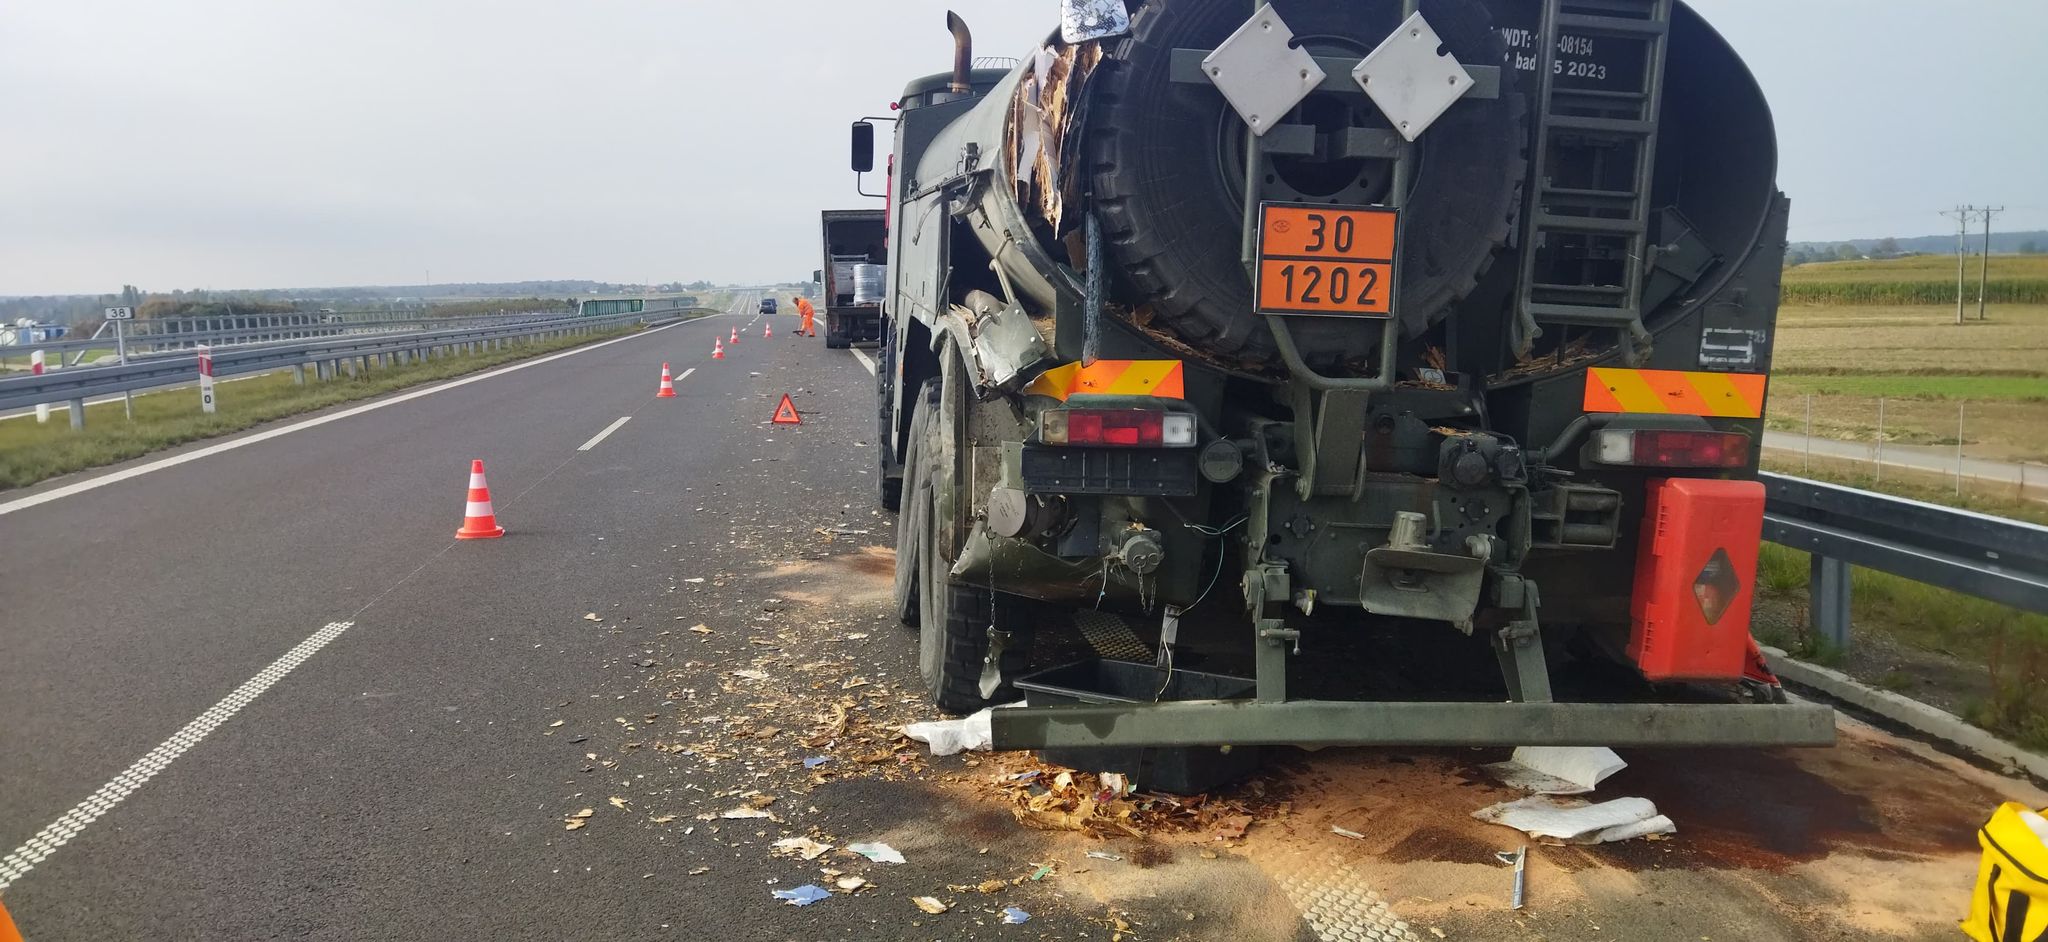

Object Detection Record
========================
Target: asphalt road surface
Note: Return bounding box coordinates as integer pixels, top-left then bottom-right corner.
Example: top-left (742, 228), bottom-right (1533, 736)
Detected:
top-left (1, 292), bottom-right (2041, 941)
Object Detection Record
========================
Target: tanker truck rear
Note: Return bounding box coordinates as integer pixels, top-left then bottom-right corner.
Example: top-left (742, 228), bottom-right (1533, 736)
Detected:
top-left (854, 0), bottom-right (1834, 752)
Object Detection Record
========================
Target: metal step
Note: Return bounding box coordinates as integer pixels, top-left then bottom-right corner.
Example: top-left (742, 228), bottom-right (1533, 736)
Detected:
top-left (1526, 302), bottom-right (1644, 327)
top-left (1557, 12), bottom-right (1670, 36)
top-left (1547, 114), bottom-right (1656, 137)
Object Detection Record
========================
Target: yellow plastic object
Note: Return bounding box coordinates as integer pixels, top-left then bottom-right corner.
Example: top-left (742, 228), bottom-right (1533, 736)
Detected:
top-left (1963, 802), bottom-right (2048, 942)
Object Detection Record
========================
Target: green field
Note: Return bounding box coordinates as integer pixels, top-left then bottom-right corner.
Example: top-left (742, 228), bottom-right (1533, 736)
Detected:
top-left (0, 327), bottom-right (635, 491)
top-left (1782, 254), bottom-right (2048, 305)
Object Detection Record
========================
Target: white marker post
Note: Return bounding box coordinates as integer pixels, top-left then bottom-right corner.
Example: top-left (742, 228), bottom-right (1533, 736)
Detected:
top-left (31, 349), bottom-right (48, 423)
top-left (197, 344), bottom-right (217, 414)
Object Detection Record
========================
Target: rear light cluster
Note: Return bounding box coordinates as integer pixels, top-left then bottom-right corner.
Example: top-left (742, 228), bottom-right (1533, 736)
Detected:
top-left (1591, 429), bottom-right (1750, 469)
top-left (1039, 408), bottom-right (1196, 448)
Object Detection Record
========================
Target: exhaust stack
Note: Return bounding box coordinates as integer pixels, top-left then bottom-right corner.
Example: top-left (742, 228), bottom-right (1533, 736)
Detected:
top-left (947, 11), bottom-right (972, 94)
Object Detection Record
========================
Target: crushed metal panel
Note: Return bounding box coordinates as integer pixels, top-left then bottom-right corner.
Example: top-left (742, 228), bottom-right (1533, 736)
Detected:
top-left (1201, 4), bottom-right (1325, 137)
top-left (1059, 0), bottom-right (1130, 44)
top-left (1008, 43), bottom-right (1102, 235)
top-left (1352, 11), bottom-right (1475, 142)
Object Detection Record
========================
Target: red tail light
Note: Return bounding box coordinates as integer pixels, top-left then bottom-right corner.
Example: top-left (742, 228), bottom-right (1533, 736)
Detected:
top-left (1591, 429), bottom-right (1749, 469)
top-left (1039, 409), bottom-right (1195, 448)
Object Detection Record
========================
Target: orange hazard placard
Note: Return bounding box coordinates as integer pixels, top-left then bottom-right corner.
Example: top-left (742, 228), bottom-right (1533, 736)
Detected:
top-left (772, 394), bottom-right (801, 425)
top-left (1255, 203), bottom-right (1397, 318)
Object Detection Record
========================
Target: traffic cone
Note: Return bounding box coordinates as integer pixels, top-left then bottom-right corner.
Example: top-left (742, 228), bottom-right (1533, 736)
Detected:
top-left (713, 338), bottom-right (725, 360)
top-left (730, 327), bottom-right (740, 344)
top-left (764, 321), bottom-right (773, 339)
top-left (656, 362), bottom-right (676, 398)
top-left (455, 460), bottom-right (506, 540)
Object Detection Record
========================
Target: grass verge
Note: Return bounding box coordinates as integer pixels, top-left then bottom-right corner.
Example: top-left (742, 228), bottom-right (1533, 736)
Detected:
top-left (1753, 455), bottom-right (2048, 751)
top-left (0, 327), bottom-right (636, 491)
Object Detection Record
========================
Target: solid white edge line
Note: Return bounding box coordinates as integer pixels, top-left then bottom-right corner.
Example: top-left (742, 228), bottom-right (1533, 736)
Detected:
top-left (577, 416), bottom-right (633, 452)
top-left (0, 620), bottom-right (356, 891)
top-left (0, 321), bottom-right (690, 518)
top-left (850, 348), bottom-right (878, 376)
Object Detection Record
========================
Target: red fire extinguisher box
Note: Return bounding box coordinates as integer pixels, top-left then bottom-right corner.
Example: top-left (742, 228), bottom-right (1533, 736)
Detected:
top-left (1628, 478), bottom-right (1766, 683)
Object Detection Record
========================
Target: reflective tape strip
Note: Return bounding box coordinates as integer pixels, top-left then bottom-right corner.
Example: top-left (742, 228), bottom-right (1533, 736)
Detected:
top-left (1583, 368), bottom-right (1766, 419)
top-left (468, 473), bottom-right (488, 489)
top-left (465, 500), bottom-right (495, 517)
top-left (1025, 361), bottom-right (1186, 401)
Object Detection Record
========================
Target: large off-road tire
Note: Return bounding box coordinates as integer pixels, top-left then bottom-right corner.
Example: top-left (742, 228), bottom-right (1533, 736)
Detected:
top-left (892, 381), bottom-right (936, 627)
top-left (877, 334), bottom-right (904, 512)
top-left (906, 360), bottom-right (1032, 714)
top-left (1089, 0), bottom-right (1526, 364)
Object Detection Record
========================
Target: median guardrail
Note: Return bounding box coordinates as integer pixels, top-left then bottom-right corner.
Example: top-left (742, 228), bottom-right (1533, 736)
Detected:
top-left (1761, 471), bottom-right (2048, 650)
top-left (0, 309), bottom-right (705, 427)
top-left (9, 311), bottom-right (566, 366)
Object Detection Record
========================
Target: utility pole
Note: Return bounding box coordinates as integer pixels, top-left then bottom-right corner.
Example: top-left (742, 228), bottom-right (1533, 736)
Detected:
top-left (1977, 206), bottom-right (2004, 321)
top-left (1942, 207), bottom-right (1973, 325)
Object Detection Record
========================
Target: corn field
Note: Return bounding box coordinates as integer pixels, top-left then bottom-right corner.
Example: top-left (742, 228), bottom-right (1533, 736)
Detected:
top-left (1782, 278), bottom-right (2048, 306)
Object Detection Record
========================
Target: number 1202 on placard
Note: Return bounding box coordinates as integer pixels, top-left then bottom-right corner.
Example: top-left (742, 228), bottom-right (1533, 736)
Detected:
top-left (1254, 204), bottom-right (1397, 318)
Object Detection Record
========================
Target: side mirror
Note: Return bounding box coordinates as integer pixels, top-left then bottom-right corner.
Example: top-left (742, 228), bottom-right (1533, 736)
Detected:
top-left (851, 121), bottom-right (876, 174)
top-left (813, 269), bottom-right (823, 284)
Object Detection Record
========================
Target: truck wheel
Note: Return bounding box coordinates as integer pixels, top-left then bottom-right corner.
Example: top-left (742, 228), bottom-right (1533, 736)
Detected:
top-left (907, 368), bottom-right (1030, 713)
top-left (877, 337), bottom-right (904, 512)
top-left (892, 381), bottom-right (935, 627)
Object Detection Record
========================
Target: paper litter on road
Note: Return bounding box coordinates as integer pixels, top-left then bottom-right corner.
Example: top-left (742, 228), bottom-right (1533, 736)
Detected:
top-left (772, 884), bottom-right (830, 906)
top-left (1002, 906), bottom-right (1032, 924)
top-left (912, 896), bottom-right (950, 914)
top-left (847, 842), bottom-right (907, 864)
top-left (1482, 746), bottom-right (1627, 795)
top-left (901, 708), bottom-right (995, 756)
top-left (771, 836), bottom-right (833, 861)
top-left (1473, 795), bottom-right (1676, 844)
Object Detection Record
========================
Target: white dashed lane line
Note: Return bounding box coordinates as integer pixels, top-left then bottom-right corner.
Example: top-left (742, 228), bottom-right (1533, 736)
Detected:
top-left (577, 416), bottom-right (633, 452)
top-left (0, 621), bottom-right (356, 890)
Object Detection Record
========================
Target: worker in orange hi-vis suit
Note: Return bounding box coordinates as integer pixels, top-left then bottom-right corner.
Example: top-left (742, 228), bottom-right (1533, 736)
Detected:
top-left (794, 296), bottom-right (817, 338)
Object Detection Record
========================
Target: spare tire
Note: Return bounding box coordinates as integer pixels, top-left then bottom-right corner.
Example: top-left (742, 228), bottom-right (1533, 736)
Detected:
top-left (1089, 0), bottom-right (1525, 369)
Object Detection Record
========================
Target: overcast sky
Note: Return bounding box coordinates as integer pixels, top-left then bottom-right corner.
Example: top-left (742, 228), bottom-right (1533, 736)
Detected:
top-left (2, 1), bottom-right (2043, 296)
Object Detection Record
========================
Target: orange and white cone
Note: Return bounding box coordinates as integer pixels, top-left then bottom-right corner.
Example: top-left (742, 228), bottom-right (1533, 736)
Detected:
top-left (455, 459), bottom-right (506, 540)
top-left (764, 321), bottom-right (773, 339)
top-left (730, 326), bottom-right (740, 344)
top-left (657, 362), bottom-right (677, 398)
top-left (713, 338), bottom-right (725, 360)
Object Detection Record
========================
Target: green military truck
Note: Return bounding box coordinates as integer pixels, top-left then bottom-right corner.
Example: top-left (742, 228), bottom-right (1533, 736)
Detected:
top-left (852, 1), bottom-right (1833, 753)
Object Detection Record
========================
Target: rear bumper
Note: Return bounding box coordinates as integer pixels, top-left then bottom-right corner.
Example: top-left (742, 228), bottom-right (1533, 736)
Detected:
top-left (989, 699), bottom-right (1837, 749)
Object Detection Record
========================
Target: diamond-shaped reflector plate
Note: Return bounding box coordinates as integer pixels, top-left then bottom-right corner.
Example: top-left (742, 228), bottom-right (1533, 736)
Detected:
top-left (1693, 547), bottom-right (1741, 625)
top-left (1201, 4), bottom-right (1326, 137)
top-left (1353, 11), bottom-right (1475, 142)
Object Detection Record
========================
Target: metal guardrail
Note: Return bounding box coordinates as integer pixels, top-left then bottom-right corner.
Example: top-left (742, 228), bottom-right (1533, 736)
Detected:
top-left (6, 311), bottom-right (566, 365)
top-left (0, 310), bottom-right (697, 423)
top-left (1761, 471), bottom-right (2048, 649)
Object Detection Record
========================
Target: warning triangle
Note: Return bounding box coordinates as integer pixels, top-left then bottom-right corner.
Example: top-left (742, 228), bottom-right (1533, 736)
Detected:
top-left (771, 394), bottom-right (802, 425)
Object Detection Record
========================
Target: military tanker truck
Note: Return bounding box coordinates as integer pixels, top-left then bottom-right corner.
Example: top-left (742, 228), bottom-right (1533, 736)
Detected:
top-left (853, 0), bottom-right (1834, 752)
